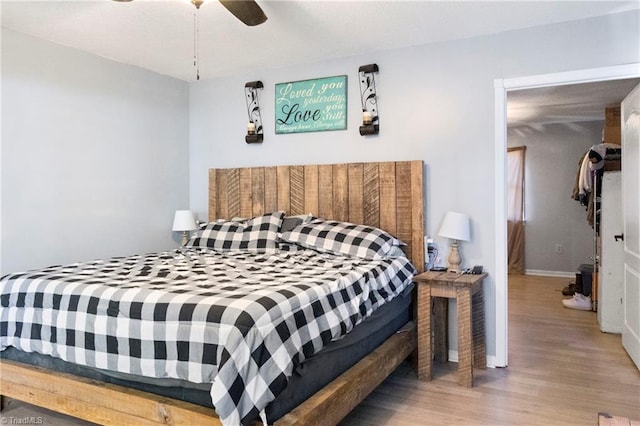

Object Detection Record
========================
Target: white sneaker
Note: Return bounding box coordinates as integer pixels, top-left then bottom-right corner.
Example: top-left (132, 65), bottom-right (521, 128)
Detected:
top-left (562, 293), bottom-right (592, 311)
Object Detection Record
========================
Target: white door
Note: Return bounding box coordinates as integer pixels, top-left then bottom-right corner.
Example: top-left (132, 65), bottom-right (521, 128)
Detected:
top-left (598, 172), bottom-right (623, 333)
top-left (622, 83), bottom-right (640, 370)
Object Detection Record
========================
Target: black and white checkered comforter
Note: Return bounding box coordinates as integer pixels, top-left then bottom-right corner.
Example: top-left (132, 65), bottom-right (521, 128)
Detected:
top-left (0, 248), bottom-right (415, 425)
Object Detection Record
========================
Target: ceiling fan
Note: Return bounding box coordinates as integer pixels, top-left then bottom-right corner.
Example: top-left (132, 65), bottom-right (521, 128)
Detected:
top-left (114, 0), bottom-right (267, 79)
top-left (113, 0), bottom-right (268, 26)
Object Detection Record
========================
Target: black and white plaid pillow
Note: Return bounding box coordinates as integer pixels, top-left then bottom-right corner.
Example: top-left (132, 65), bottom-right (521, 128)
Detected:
top-left (280, 218), bottom-right (404, 259)
top-left (185, 211), bottom-right (285, 252)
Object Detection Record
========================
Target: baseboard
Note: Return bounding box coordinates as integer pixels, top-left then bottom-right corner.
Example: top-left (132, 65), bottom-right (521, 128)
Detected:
top-left (524, 269), bottom-right (575, 278)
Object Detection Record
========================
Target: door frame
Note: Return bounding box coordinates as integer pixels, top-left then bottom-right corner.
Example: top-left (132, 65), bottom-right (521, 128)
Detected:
top-left (493, 63), bottom-right (640, 367)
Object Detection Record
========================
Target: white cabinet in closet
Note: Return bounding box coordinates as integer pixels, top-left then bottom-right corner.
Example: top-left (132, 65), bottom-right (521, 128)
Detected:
top-left (598, 171), bottom-right (623, 333)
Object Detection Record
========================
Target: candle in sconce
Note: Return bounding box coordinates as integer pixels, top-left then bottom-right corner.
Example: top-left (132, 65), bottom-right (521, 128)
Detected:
top-left (247, 122), bottom-right (256, 134)
top-left (362, 111), bottom-right (373, 125)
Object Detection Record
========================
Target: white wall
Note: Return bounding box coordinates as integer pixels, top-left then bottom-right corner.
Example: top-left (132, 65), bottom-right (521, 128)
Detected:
top-left (1, 29), bottom-right (190, 274)
top-left (189, 10), bottom-right (640, 363)
top-left (508, 121), bottom-right (603, 275)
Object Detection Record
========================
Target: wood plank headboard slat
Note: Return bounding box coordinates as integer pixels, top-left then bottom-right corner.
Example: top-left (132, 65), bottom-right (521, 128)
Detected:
top-left (347, 163), bottom-right (364, 225)
top-left (379, 162), bottom-right (397, 235)
top-left (264, 167), bottom-right (278, 213)
top-left (395, 162), bottom-right (413, 262)
top-left (363, 163), bottom-right (380, 228)
top-left (290, 166), bottom-right (304, 215)
top-left (332, 164), bottom-right (349, 222)
top-left (276, 166), bottom-right (290, 213)
top-left (304, 165), bottom-right (319, 215)
top-left (317, 164), bottom-right (334, 219)
top-left (209, 161), bottom-right (424, 272)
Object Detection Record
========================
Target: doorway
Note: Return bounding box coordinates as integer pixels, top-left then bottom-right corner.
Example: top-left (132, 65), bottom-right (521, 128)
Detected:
top-left (493, 63), bottom-right (640, 367)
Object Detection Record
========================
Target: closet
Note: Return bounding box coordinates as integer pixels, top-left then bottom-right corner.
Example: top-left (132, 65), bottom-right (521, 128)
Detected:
top-left (593, 106), bottom-right (623, 332)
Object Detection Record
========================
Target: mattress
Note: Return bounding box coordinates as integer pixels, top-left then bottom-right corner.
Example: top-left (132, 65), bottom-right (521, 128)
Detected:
top-left (1, 283), bottom-right (412, 423)
top-left (1, 244), bottom-right (415, 424)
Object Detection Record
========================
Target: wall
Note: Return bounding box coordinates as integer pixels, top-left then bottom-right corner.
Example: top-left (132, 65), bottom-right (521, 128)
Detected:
top-left (189, 10), bottom-right (640, 364)
top-left (508, 121), bottom-right (604, 275)
top-left (1, 29), bottom-right (190, 274)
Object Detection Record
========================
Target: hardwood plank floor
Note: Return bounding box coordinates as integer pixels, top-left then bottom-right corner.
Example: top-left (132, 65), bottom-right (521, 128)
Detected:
top-left (1, 275), bottom-right (638, 425)
top-left (340, 275), bottom-right (640, 425)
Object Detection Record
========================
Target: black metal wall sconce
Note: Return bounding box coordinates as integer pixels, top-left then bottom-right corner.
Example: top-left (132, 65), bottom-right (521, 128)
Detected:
top-left (245, 80), bottom-right (264, 144)
top-left (358, 64), bottom-right (379, 136)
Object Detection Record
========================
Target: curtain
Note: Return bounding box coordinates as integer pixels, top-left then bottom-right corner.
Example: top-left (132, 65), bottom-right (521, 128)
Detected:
top-left (507, 146), bottom-right (526, 274)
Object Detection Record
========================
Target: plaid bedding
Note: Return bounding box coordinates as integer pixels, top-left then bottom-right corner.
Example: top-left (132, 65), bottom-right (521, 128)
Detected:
top-left (0, 248), bottom-right (415, 425)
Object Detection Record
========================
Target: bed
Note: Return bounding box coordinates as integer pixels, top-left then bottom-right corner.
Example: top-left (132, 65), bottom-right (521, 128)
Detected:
top-left (0, 160), bottom-right (424, 425)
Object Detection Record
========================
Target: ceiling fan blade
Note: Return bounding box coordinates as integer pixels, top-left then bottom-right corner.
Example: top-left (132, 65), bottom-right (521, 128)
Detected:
top-left (218, 0), bottom-right (267, 26)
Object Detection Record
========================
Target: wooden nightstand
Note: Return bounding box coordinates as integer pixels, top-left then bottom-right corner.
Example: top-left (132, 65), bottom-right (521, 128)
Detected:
top-left (413, 271), bottom-right (487, 387)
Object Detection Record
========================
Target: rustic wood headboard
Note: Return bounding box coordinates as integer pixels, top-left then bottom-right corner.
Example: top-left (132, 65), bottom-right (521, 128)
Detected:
top-left (209, 160), bottom-right (424, 272)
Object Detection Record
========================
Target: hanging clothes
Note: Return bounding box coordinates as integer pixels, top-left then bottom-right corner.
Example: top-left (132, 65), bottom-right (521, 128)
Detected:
top-left (572, 143), bottom-right (622, 231)
top-left (577, 150), bottom-right (591, 204)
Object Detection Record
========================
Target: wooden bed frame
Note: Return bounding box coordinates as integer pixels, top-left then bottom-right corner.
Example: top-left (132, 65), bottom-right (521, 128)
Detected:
top-left (1, 160), bottom-right (424, 425)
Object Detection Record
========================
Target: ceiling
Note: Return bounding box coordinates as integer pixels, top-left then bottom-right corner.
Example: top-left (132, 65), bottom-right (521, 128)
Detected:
top-left (2, 0), bottom-right (639, 126)
top-left (507, 78), bottom-right (640, 128)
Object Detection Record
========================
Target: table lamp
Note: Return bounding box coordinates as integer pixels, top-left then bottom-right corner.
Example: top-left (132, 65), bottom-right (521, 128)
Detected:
top-left (172, 210), bottom-right (197, 246)
top-left (438, 211), bottom-right (471, 273)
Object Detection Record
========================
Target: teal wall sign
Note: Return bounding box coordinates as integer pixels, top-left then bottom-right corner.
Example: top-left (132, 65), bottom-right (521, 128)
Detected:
top-left (275, 75), bottom-right (347, 134)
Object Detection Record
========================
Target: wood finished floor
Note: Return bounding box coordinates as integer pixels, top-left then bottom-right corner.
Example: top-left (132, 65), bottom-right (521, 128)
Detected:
top-left (339, 275), bottom-right (640, 425)
top-left (1, 275), bottom-right (638, 425)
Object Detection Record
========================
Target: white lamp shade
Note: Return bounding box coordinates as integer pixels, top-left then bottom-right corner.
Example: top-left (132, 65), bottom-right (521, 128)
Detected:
top-left (438, 211), bottom-right (470, 242)
top-left (172, 210), bottom-right (197, 232)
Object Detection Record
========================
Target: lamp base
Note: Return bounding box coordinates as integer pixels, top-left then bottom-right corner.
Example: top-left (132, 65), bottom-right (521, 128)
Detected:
top-left (447, 240), bottom-right (462, 273)
top-left (181, 231), bottom-right (189, 246)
